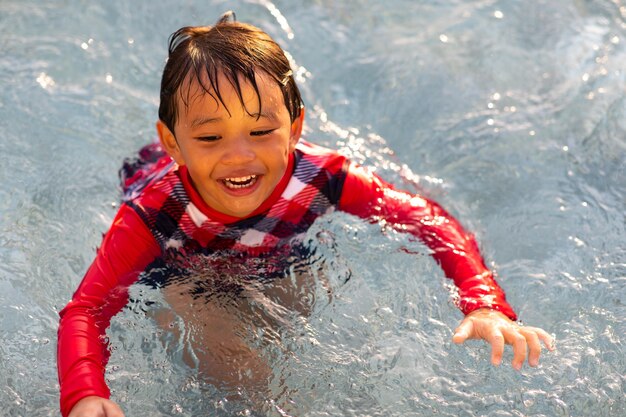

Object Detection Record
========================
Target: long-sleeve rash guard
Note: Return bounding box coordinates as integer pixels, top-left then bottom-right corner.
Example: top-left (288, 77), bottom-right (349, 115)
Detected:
top-left (57, 140), bottom-right (516, 416)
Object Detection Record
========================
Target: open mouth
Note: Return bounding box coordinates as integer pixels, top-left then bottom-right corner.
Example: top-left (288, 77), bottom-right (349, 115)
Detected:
top-left (221, 175), bottom-right (259, 189)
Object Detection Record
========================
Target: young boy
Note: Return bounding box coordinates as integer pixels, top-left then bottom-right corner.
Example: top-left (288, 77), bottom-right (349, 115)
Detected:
top-left (57, 11), bottom-right (554, 417)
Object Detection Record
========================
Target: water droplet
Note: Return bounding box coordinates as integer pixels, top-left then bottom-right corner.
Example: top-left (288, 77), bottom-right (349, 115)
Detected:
top-left (36, 72), bottom-right (55, 89)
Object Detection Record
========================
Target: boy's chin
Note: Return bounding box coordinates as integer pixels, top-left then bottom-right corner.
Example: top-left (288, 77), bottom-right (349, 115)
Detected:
top-left (220, 199), bottom-right (263, 218)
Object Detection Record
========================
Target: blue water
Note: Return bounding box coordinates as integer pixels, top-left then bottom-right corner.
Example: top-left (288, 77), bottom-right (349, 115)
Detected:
top-left (1, 0), bottom-right (624, 416)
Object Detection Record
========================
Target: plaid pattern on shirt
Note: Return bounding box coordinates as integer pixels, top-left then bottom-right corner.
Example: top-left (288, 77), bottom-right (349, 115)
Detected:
top-left (126, 141), bottom-right (349, 257)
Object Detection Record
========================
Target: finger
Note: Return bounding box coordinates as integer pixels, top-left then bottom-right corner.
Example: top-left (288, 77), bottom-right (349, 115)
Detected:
top-left (509, 333), bottom-right (527, 371)
top-left (452, 319), bottom-right (474, 344)
top-left (487, 328), bottom-right (505, 366)
top-left (534, 328), bottom-right (556, 351)
top-left (521, 329), bottom-right (542, 367)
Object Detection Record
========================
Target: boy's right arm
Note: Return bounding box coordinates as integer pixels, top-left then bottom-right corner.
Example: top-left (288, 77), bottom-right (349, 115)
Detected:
top-left (57, 204), bottom-right (160, 417)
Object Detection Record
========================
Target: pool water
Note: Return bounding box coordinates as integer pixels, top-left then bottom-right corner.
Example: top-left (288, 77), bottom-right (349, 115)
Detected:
top-left (1, 0), bottom-right (624, 416)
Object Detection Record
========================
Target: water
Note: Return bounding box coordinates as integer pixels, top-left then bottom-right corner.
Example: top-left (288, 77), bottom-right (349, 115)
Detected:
top-left (1, 0), bottom-right (624, 415)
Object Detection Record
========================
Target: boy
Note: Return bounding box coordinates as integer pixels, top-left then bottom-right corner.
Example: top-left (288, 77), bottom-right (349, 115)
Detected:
top-left (57, 12), bottom-right (554, 417)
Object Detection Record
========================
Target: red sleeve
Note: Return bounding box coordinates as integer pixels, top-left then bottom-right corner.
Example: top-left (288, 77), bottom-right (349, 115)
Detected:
top-left (338, 163), bottom-right (517, 321)
top-left (57, 204), bottom-right (161, 417)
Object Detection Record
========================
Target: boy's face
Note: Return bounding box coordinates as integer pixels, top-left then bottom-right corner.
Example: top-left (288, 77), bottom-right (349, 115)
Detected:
top-left (158, 71), bottom-right (302, 218)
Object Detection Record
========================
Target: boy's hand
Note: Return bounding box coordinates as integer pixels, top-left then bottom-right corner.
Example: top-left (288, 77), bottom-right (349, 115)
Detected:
top-left (68, 396), bottom-right (125, 417)
top-left (452, 308), bottom-right (554, 370)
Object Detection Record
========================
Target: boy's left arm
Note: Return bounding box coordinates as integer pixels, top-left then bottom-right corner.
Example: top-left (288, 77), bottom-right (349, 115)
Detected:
top-left (338, 164), bottom-right (554, 368)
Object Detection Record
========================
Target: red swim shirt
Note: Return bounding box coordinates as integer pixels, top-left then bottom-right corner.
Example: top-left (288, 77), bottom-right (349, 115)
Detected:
top-left (57, 140), bottom-right (516, 416)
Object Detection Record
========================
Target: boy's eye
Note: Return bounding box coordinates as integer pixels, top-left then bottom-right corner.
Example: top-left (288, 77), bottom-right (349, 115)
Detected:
top-left (196, 136), bottom-right (220, 142)
top-left (251, 129), bottom-right (276, 137)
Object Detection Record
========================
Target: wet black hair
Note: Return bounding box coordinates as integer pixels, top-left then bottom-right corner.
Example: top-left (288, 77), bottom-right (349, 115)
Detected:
top-left (158, 11), bottom-right (303, 134)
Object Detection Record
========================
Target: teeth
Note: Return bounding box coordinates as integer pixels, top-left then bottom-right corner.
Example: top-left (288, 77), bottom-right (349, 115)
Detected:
top-left (227, 175), bottom-right (255, 183)
top-left (223, 175), bottom-right (258, 189)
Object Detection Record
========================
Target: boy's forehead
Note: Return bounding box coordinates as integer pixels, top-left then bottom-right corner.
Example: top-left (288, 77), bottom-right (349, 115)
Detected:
top-left (177, 70), bottom-right (283, 118)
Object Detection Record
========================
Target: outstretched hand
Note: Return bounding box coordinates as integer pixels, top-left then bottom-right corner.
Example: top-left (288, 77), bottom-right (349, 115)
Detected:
top-left (68, 396), bottom-right (125, 417)
top-left (453, 308), bottom-right (554, 370)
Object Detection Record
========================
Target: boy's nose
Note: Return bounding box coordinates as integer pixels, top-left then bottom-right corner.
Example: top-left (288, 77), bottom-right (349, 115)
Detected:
top-left (221, 136), bottom-right (255, 165)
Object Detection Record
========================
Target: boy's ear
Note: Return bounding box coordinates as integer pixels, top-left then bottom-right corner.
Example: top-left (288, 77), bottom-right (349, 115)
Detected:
top-left (156, 120), bottom-right (185, 165)
top-left (289, 108), bottom-right (305, 152)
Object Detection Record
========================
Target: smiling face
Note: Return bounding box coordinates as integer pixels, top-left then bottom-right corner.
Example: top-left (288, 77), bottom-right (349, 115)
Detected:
top-left (157, 71), bottom-right (303, 218)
